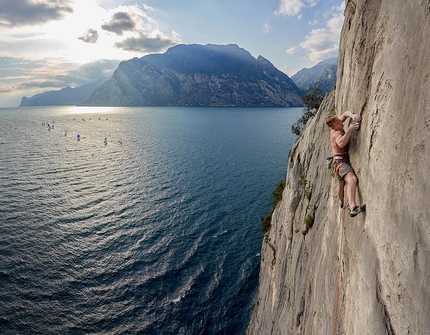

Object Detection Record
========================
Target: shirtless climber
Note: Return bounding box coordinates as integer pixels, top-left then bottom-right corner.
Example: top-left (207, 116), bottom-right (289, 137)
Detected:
top-left (325, 112), bottom-right (365, 217)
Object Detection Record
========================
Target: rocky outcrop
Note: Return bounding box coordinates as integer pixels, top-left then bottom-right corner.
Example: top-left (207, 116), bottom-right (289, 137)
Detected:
top-left (248, 0), bottom-right (430, 334)
top-left (82, 44), bottom-right (303, 107)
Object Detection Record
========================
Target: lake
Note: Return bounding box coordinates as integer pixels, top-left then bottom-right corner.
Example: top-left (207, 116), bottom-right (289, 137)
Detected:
top-left (0, 106), bottom-right (302, 334)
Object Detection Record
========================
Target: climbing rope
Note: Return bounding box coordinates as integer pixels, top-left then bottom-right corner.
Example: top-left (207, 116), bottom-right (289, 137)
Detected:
top-left (333, 207), bottom-right (346, 335)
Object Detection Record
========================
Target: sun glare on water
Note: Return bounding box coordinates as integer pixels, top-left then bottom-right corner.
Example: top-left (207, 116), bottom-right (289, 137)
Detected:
top-left (67, 106), bottom-right (117, 115)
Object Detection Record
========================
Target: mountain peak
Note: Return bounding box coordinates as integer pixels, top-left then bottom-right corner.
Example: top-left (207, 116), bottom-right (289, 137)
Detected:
top-left (82, 43), bottom-right (303, 107)
top-left (291, 57), bottom-right (338, 94)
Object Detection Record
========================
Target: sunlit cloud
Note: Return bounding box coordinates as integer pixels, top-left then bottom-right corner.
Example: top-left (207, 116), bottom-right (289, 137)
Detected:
top-left (0, 1), bottom-right (181, 62)
top-left (0, 0), bottom-right (181, 106)
top-left (275, 0), bottom-right (319, 16)
top-left (300, 28), bottom-right (339, 61)
top-left (299, 3), bottom-right (344, 61)
top-left (283, 2), bottom-right (344, 62)
top-left (285, 46), bottom-right (298, 55)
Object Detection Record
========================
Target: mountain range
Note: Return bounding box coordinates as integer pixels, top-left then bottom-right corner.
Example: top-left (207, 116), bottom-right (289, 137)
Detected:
top-left (19, 44), bottom-right (338, 107)
top-left (291, 57), bottom-right (338, 94)
top-left (81, 44), bottom-right (302, 107)
top-left (20, 78), bottom-right (107, 106)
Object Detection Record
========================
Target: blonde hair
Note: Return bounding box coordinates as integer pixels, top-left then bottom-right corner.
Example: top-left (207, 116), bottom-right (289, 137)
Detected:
top-left (325, 115), bottom-right (338, 128)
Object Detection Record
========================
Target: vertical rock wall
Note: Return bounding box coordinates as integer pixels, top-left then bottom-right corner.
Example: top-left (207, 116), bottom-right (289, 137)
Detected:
top-left (248, 0), bottom-right (430, 334)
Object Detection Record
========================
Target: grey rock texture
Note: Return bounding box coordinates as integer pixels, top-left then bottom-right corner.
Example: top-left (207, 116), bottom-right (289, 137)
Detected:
top-left (248, 0), bottom-right (430, 334)
top-left (82, 44), bottom-right (303, 107)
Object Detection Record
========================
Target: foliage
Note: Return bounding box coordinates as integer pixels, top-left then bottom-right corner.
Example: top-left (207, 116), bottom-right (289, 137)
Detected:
top-left (261, 179), bottom-right (286, 233)
top-left (298, 176), bottom-right (316, 236)
top-left (304, 213), bottom-right (314, 229)
top-left (298, 175), bottom-right (312, 200)
top-left (291, 87), bottom-right (325, 136)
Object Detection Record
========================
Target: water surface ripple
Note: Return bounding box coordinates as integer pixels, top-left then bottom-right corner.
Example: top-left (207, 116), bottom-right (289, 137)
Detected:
top-left (0, 106), bottom-right (301, 334)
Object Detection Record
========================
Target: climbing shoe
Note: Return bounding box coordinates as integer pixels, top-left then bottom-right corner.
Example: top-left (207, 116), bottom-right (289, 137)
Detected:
top-left (350, 204), bottom-right (366, 217)
top-left (340, 203), bottom-right (348, 210)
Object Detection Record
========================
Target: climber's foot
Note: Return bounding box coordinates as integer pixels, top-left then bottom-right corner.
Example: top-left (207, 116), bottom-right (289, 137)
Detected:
top-left (350, 204), bottom-right (366, 217)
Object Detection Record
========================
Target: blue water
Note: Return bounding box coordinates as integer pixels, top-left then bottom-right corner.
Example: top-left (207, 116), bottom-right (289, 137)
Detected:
top-left (0, 106), bottom-right (301, 334)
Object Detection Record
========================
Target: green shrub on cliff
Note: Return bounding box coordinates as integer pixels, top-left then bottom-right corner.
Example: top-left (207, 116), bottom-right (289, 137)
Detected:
top-left (261, 179), bottom-right (286, 233)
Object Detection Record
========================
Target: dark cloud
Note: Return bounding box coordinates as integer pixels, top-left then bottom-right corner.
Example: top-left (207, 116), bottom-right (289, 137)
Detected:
top-left (101, 12), bottom-right (136, 36)
top-left (78, 29), bottom-right (99, 44)
top-left (0, 0), bottom-right (73, 27)
top-left (115, 33), bottom-right (178, 53)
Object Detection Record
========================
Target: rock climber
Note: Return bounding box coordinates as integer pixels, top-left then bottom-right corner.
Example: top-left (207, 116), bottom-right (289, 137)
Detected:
top-left (325, 112), bottom-right (365, 217)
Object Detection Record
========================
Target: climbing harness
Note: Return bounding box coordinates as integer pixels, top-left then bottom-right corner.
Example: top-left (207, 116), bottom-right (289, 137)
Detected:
top-left (333, 206), bottom-right (345, 335)
top-left (326, 153), bottom-right (349, 178)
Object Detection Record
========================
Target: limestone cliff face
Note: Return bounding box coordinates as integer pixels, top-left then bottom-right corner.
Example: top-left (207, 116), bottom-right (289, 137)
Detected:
top-left (248, 1), bottom-right (430, 334)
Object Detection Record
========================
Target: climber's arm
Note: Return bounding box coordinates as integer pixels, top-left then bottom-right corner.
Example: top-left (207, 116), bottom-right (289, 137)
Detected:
top-left (333, 122), bottom-right (360, 148)
top-left (339, 111), bottom-right (361, 123)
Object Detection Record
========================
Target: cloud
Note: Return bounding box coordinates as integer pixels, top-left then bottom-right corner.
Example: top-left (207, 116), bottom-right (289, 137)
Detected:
top-left (101, 11), bottom-right (136, 36)
top-left (0, 56), bottom-right (118, 94)
top-left (100, 5), bottom-right (181, 53)
top-left (28, 59), bottom-right (120, 87)
top-left (263, 21), bottom-right (270, 33)
top-left (300, 28), bottom-right (339, 61)
top-left (78, 28), bottom-right (99, 43)
top-left (275, 0), bottom-right (318, 16)
top-left (115, 32), bottom-right (179, 53)
top-left (101, 5), bottom-right (181, 53)
top-left (20, 80), bottom-right (66, 89)
top-left (0, 2), bottom-right (182, 106)
top-left (284, 2), bottom-right (344, 62)
top-left (0, 0), bottom-right (74, 27)
top-left (64, 59), bottom-right (120, 84)
top-left (285, 46), bottom-right (298, 55)
top-left (299, 3), bottom-right (344, 61)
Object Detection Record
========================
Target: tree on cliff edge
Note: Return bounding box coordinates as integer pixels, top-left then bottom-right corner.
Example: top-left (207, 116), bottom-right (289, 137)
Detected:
top-left (291, 87), bottom-right (325, 136)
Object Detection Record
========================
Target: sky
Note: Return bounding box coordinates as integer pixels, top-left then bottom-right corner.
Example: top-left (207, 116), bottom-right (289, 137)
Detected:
top-left (0, 0), bottom-right (345, 107)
